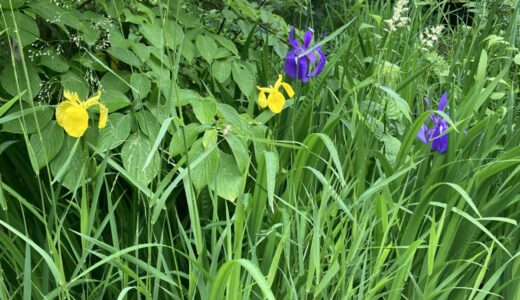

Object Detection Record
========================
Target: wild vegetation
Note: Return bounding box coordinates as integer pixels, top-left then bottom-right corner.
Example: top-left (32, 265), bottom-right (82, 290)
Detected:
top-left (0, 0), bottom-right (520, 299)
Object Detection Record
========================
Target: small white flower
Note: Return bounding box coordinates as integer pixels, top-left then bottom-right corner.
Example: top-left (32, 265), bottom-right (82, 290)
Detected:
top-left (384, 0), bottom-right (410, 32)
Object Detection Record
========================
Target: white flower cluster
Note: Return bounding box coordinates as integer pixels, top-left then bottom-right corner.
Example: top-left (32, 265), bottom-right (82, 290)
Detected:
top-left (420, 25), bottom-right (444, 48)
top-left (384, 0), bottom-right (410, 32)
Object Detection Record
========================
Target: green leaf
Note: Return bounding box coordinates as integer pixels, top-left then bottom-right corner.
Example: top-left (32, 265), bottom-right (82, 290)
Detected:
top-left (211, 34), bottom-right (239, 56)
top-left (121, 133), bottom-right (161, 186)
top-left (28, 121), bottom-right (64, 172)
top-left (1, 60), bottom-right (41, 101)
top-left (212, 59), bottom-right (233, 83)
top-left (169, 123), bottom-right (201, 157)
top-left (232, 62), bottom-right (255, 97)
top-left (164, 20), bottom-right (184, 49)
top-left (196, 34), bottom-right (218, 64)
top-left (188, 139), bottom-right (219, 192)
top-left (107, 47), bottom-right (142, 68)
top-left (96, 113), bottom-right (131, 151)
top-left (209, 151), bottom-right (243, 202)
top-left (2, 105), bottom-right (53, 134)
top-left (0, 0), bottom-right (26, 9)
top-left (50, 137), bottom-right (86, 191)
top-left (224, 133), bottom-right (249, 174)
top-left (1, 12), bottom-right (39, 47)
top-left (192, 97), bottom-right (217, 124)
top-left (136, 110), bottom-right (161, 139)
top-left (377, 85), bottom-right (412, 122)
top-left (39, 49), bottom-right (69, 73)
top-left (140, 23), bottom-right (164, 49)
top-left (100, 89), bottom-right (131, 112)
top-left (130, 74), bottom-right (151, 100)
top-left (131, 43), bottom-right (151, 62)
top-left (62, 71), bottom-right (89, 99)
top-left (202, 129), bottom-right (218, 150)
top-left (163, 88), bottom-right (202, 107)
top-left (100, 71), bottom-right (131, 94)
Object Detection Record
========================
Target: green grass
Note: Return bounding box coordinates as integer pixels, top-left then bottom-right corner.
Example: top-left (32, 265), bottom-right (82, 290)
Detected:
top-left (1, 0), bottom-right (520, 299)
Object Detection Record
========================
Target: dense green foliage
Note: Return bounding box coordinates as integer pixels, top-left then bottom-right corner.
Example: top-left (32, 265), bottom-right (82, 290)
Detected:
top-left (1, 0), bottom-right (520, 299)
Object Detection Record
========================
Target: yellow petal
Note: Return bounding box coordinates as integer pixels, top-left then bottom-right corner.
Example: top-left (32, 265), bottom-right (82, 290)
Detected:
top-left (63, 90), bottom-right (81, 104)
top-left (56, 101), bottom-right (75, 127)
top-left (257, 86), bottom-right (272, 93)
top-left (273, 74), bottom-right (283, 91)
top-left (281, 82), bottom-right (295, 98)
top-left (98, 103), bottom-right (108, 128)
top-left (258, 91), bottom-right (268, 109)
top-left (59, 105), bottom-right (89, 137)
top-left (267, 90), bottom-right (285, 113)
top-left (84, 90), bottom-right (102, 109)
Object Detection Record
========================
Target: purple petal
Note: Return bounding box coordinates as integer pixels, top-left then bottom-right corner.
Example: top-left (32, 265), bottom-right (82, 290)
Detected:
top-left (299, 58), bottom-right (310, 82)
top-left (284, 49), bottom-right (309, 81)
top-left (303, 28), bottom-right (313, 48)
top-left (431, 119), bottom-right (449, 153)
top-left (417, 124), bottom-right (429, 144)
top-left (284, 49), bottom-right (299, 78)
top-left (307, 48), bottom-right (326, 78)
top-left (438, 92), bottom-right (448, 111)
top-left (288, 27), bottom-right (299, 48)
top-left (431, 133), bottom-right (448, 153)
top-left (424, 96), bottom-right (431, 109)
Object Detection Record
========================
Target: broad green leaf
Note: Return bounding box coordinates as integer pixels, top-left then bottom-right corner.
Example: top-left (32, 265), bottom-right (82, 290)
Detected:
top-left (202, 129), bottom-right (218, 150)
top-left (1, 12), bottom-right (39, 47)
top-left (188, 139), bottom-right (219, 192)
top-left (212, 59), bottom-right (233, 83)
top-left (196, 34), bottom-right (218, 64)
top-left (1, 60), bottom-right (41, 101)
top-left (224, 133), bottom-right (249, 174)
top-left (211, 34), bottom-right (239, 56)
top-left (39, 49), bottom-right (69, 73)
top-left (140, 23), bottom-right (164, 49)
top-left (378, 85), bottom-right (411, 122)
top-left (100, 71), bottom-right (132, 95)
top-left (192, 97), bottom-right (217, 124)
top-left (61, 71), bottom-right (89, 99)
top-left (50, 136), bottom-right (86, 191)
top-left (2, 105), bottom-right (53, 134)
top-left (100, 89), bottom-right (131, 112)
top-left (209, 151), bottom-right (243, 202)
top-left (217, 103), bottom-right (251, 136)
top-left (28, 121), bottom-right (64, 172)
top-left (107, 47), bottom-right (142, 68)
top-left (136, 110), bottom-right (161, 139)
top-left (169, 123), bottom-right (202, 157)
top-left (96, 113), bottom-right (131, 151)
top-left (232, 62), bottom-right (255, 97)
top-left (165, 20), bottom-right (184, 49)
top-left (130, 74), bottom-right (151, 100)
top-left (121, 133), bottom-right (161, 186)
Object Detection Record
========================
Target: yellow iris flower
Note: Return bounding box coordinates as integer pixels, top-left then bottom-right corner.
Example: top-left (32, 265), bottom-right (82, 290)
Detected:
top-left (257, 74), bottom-right (295, 113)
top-left (56, 90), bottom-right (108, 137)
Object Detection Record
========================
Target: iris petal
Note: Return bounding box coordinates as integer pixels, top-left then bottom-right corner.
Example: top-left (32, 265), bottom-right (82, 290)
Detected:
top-left (288, 27), bottom-right (299, 48)
top-left (438, 92), bottom-right (448, 111)
top-left (417, 124), bottom-right (429, 143)
top-left (267, 91), bottom-right (285, 113)
top-left (61, 105), bottom-right (89, 137)
top-left (303, 29), bottom-right (313, 48)
top-left (258, 91), bottom-right (268, 108)
top-left (98, 103), bottom-right (108, 128)
top-left (281, 82), bottom-right (294, 98)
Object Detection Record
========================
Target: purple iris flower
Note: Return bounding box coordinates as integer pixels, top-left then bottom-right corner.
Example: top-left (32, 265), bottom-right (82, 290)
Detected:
top-left (417, 92), bottom-right (449, 154)
top-left (284, 27), bottom-right (326, 83)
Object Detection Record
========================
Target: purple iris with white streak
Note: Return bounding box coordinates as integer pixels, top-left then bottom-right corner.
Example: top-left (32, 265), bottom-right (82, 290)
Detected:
top-left (284, 27), bottom-right (326, 83)
top-left (417, 92), bottom-right (449, 154)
